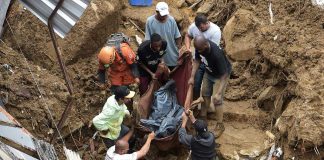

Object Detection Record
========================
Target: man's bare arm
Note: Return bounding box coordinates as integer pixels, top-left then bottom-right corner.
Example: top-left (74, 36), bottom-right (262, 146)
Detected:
top-left (175, 37), bottom-right (182, 49)
top-left (184, 33), bottom-right (193, 52)
top-left (139, 63), bottom-right (155, 77)
top-left (188, 59), bottom-right (201, 85)
top-left (136, 132), bottom-right (155, 159)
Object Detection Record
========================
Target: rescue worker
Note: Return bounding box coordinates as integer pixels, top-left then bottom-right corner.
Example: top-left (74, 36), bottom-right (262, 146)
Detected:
top-left (185, 13), bottom-right (222, 102)
top-left (179, 110), bottom-right (217, 160)
top-left (97, 35), bottom-right (140, 91)
top-left (92, 86), bottom-right (135, 148)
top-left (188, 35), bottom-right (232, 137)
top-left (144, 2), bottom-right (182, 71)
top-left (137, 33), bottom-right (168, 95)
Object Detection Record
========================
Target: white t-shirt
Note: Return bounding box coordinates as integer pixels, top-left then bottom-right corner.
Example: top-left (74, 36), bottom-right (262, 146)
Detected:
top-left (105, 146), bottom-right (137, 160)
top-left (188, 22), bottom-right (221, 46)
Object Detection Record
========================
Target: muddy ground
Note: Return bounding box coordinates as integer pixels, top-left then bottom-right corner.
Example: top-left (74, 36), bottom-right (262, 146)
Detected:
top-left (0, 0), bottom-right (323, 159)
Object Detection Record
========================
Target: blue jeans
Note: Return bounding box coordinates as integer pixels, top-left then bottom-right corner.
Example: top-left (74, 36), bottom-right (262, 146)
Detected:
top-left (193, 63), bottom-right (205, 100)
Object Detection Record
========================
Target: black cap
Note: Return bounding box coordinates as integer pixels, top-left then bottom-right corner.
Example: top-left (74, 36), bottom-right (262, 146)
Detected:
top-left (114, 86), bottom-right (135, 99)
top-left (193, 119), bottom-right (208, 134)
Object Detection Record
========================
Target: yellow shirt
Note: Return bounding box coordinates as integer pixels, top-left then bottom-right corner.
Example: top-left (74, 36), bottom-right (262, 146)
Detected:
top-left (92, 95), bottom-right (129, 140)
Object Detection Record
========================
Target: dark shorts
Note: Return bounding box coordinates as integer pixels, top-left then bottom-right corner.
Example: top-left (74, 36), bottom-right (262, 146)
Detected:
top-left (102, 125), bottom-right (129, 148)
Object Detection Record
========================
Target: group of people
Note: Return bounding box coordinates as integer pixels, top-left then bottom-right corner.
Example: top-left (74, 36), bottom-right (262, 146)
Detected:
top-left (91, 2), bottom-right (232, 160)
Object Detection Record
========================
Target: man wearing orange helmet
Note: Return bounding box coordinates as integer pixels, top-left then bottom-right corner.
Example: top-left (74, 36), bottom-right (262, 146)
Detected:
top-left (98, 33), bottom-right (140, 90)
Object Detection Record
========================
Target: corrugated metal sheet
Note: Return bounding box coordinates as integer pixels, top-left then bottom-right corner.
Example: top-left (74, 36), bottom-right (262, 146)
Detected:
top-left (19, 0), bottom-right (91, 38)
top-left (0, 104), bottom-right (37, 160)
top-left (0, 0), bottom-right (11, 37)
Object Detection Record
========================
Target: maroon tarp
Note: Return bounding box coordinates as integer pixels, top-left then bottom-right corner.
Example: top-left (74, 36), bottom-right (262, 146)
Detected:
top-left (170, 51), bottom-right (192, 107)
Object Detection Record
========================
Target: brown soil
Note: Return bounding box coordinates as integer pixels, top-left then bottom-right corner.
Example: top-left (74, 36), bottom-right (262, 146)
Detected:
top-left (0, 0), bottom-right (323, 159)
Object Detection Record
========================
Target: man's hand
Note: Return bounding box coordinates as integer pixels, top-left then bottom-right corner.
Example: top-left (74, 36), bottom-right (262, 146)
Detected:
top-left (185, 47), bottom-right (192, 54)
top-left (106, 80), bottom-right (111, 89)
top-left (187, 110), bottom-right (193, 117)
top-left (188, 77), bottom-right (194, 85)
top-left (134, 77), bottom-right (140, 84)
top-left (151, 73), bottom-right (157, 80)
top-left (212, 93), bottom-right (222, 106)
top-left (148, 132), bottom-right (155, 140)
top-left (88, 120), bottom-right (93, 128)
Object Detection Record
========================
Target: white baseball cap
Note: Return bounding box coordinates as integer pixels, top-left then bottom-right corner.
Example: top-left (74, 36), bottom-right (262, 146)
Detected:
top-left (156, 2), bottom-right (169, 16)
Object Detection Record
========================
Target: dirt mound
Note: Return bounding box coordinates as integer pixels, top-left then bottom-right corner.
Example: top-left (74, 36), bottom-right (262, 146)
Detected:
top-left (0, 44), bottom-right (69, 139)
top-left (3, 0), bottom-right (121, 70)
top-left (197, 0), bottom-right (324, 151)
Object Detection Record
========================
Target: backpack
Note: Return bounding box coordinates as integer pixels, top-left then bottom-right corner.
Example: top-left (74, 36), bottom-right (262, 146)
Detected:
top-left (106, 33), bottom-right (130, 61)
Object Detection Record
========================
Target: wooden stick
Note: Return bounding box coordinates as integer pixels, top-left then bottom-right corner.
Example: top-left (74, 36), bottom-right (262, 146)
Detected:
top-left (127, 18), bottom-right (145, 36)
top-left (189, 0), bottom-right (203, 9)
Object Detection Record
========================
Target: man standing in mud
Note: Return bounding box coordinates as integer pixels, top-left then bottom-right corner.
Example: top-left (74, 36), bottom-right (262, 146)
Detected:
top-left (185, 13), bottom-right (222, 102)
top-left (144, 2), bottom-right (182, 71)
top-left (188, 35), bottom-right (231, 137)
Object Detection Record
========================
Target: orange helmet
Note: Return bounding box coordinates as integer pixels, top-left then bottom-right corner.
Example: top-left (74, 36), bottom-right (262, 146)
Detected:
top-left (98, 46), bottom-right (116, 66)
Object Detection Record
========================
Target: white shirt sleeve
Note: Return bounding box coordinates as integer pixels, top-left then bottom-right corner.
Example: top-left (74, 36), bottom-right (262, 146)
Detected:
top-left (209, 23), bottom-right (222, 46)
top-left (187, 23), bottom-right (195, 37)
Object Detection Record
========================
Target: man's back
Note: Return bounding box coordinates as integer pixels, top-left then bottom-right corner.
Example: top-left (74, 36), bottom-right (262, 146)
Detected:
top-left (105, 146), bottom-right (137, 160)
top-left (190, 133), bottom-right (216, 160)
top-left (144, 15), bottom-right (181, 67)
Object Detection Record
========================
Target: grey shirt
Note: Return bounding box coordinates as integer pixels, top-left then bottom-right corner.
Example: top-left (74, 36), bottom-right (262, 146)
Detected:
top-left (145, 15), bottom-right (181, 67)
top-left (188, 22), bottom-right (221, 46)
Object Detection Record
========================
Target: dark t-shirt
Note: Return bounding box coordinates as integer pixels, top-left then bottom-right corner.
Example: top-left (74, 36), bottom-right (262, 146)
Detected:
top-left (137, 40), bottom-right (167, 77)
top-left (195, 40), bottom-right (232, 78)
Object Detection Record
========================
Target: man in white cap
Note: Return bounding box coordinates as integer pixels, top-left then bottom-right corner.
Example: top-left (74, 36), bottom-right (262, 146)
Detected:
top-left (144, 2), bottom-right (182, 71)
top-left (92, 86), bottom-right (135, 148)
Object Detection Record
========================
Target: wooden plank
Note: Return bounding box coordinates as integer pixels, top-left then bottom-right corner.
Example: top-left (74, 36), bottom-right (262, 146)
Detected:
top-left (0, 0), bottom-right (11, 37)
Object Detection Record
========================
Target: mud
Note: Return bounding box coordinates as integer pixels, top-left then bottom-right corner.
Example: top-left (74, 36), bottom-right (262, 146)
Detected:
top-left (0, 0), bottom-right (323, 159)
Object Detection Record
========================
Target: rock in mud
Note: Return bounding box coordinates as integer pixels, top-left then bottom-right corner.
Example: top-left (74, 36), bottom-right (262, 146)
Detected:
top-left (177, 0), bottom-right (188, 8)
top-left (197, 0), bottom-right (215, 14)
top-left (223, 9), bottom-right (260, 61)
top-left (186, 0), bottom-right (196, 5)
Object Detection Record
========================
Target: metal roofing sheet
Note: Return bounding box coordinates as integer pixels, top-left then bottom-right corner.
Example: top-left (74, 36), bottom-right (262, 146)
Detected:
top-left (0, 105), bottom-right (37, 160)
top-left (19, 0), bottom-right (91, 38)
top-left (0, 0), bottom-right (11, 37)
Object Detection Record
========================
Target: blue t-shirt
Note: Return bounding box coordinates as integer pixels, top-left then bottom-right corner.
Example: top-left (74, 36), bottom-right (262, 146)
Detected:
top-left (145, 15), bottom-right (181, 67)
